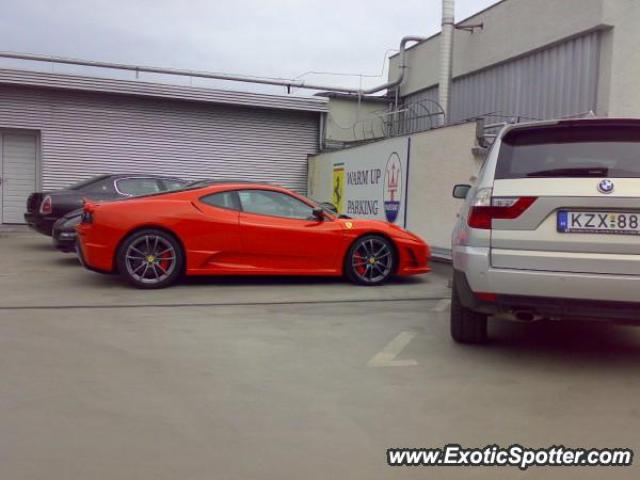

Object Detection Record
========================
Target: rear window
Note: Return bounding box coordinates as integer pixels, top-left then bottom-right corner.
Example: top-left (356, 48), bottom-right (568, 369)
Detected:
top-left (67, 175), bottom-right (109, 191)
top-left (116, 178), bottom-right (162, 196)
top-left (496, 125), bottom-right (640, 179)
top-left (81, 178), bottom-right (116, 194)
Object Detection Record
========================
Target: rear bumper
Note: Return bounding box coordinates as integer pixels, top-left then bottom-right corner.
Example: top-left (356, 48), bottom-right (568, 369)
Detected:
top-left (453, 247), bottom-right (640, 321)
top-left (492, 248), bottom-right (640, 276)
top-left (75, 238), bottom-right (113, 274)
top-left (496, 295), bottom-right (640, 323)
top-left (454, 245), bottom-right (640, 306)
top-left (76, 223), bottom-right (116, 273)
top-left (52, 227), bottom-right (77, 252)
top-left (24, 213), bottom-right (56, 236)
top-left (455, 270), bottom-right (640, 322)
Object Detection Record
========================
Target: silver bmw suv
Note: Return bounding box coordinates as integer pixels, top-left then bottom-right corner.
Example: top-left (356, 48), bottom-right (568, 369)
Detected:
top-left (451, 118), bottom-right (640, 343)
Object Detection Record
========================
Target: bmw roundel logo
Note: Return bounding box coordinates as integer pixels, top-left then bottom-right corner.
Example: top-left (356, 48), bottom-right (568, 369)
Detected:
top-left (598, 179), bottom-right (615, 194)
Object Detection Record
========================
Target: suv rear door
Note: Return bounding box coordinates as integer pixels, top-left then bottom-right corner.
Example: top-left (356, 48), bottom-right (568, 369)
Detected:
top-left (490, 120), bottom-right (640, 275)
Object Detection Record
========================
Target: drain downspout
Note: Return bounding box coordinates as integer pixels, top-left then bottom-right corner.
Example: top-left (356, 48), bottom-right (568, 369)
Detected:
top-left (439, 0), bottom-right (455, 123)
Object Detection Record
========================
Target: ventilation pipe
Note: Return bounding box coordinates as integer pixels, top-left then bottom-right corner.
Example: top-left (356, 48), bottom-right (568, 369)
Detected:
top-left (439, 0), bottom-right (455, 123)
top-left (0, 36), bottom-right (425, 97)
top-left (362, 36), bottom-right (425, 95)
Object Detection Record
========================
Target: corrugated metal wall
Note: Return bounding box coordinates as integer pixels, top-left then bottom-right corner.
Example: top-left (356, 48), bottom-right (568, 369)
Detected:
top-left (0, 85), bottom-right (319, 193)
top-left (404, 31), bottom-right (602, 127)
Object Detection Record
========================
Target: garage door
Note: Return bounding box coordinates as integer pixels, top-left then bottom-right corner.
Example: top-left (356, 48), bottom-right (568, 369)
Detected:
top-left (0, 132), bottom-right (37, 224)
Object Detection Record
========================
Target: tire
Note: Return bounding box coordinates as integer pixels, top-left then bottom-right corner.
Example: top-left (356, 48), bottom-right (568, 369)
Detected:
top-left (345, 235), bottom-right (396, 286)
top-left (116, 229), bottom-right (184, 289)
top-left (450, 278), bottom-right (488, 344)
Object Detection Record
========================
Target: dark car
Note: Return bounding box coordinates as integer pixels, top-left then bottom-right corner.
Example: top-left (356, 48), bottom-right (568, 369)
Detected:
top-left (51, 208), bottom-right (84, 252)
top-left (26, 174), bottom-right (188, 236)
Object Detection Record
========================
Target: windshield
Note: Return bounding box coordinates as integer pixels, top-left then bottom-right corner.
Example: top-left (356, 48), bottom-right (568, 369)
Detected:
top-left (496, 125), bottom-right (640, 179)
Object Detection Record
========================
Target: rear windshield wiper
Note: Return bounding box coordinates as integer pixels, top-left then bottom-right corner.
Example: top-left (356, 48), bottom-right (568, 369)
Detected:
top-left (526, 167), bottom-right (609, 177)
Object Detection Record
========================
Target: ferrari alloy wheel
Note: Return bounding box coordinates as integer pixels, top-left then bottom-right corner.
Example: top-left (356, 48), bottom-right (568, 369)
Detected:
top-left (116, 229), bottom-right (184, 289)
top-left (345, 235), bottom-right (395, 286)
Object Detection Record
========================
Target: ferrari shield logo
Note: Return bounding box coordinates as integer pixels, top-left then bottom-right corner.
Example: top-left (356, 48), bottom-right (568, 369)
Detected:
top-left (332, 163), bottom-right (345, 214)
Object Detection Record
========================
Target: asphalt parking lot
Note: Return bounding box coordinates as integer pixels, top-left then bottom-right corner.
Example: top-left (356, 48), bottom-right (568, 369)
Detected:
top-left (1, 229), bottom-right (640, 479)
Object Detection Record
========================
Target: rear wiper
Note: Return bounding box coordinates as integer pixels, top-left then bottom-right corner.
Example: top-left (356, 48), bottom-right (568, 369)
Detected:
top-left (526, 167), bottom-right (609, 177)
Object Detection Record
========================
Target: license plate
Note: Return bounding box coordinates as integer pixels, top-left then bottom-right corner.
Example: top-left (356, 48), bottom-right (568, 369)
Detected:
top-left (558, 211), bottom-right (640, 235)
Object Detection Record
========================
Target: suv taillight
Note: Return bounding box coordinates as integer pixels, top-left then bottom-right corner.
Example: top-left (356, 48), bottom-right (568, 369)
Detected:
top-left (40, 196), bottom-right (53, 215)
top-left (467, 188), bottom-right (537, 229)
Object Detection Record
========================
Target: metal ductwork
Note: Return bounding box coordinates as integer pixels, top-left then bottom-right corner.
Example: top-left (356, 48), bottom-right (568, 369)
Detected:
top-left (0, 35), bottom-right (425, 98)
top-left (439, 0), bottom-right (455, 122)
top-left (361, 35), bottom-right (425, 95)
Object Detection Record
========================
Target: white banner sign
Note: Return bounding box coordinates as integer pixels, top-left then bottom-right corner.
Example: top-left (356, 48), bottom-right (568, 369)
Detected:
top-left (330, 137), bottom-right (409, 226)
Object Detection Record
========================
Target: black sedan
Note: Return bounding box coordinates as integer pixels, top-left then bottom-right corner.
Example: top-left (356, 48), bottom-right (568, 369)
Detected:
top-left (25, 174), bottom-right (187, 236)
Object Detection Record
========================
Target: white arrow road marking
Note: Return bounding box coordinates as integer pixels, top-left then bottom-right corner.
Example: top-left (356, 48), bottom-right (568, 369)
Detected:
top-left (433, 298), bottom-right (451, 312)
top-left (367, 331), bottom-right (418, 367)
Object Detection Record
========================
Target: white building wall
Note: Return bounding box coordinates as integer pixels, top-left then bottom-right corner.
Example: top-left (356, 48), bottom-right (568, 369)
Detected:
top-left (404, 123), bottom-right (482, 257)
top-left (389, 0), bottom-right (606, 97)
top-left (405, 31), bottom-right (602, 124)
top-left (388, 0), bottom-right (640, 119)
top-left (309, 122), bottom-right (480, 257)
top-left (600, 0), bottom-right (640, 117)
top-left (324, 97), bottom-right (387, 145)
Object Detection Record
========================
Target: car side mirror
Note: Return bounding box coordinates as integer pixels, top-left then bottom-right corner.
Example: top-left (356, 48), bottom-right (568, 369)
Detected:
top-left (452, 184), bottom-right (471, 199)
top-left (319, 202), bottom-right (338, 214)
top-left (312, 207), bottom-right (325, 220)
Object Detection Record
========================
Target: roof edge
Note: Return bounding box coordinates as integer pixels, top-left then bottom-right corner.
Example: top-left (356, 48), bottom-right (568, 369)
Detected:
top-left (390, 0), bottom-right (509, 59)
top-left (0, 67), bottom-right (329, 113)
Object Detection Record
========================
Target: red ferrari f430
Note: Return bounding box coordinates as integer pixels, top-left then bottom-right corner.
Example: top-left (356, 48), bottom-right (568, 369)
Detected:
top-left (76, 182), bottom-right (430, 288)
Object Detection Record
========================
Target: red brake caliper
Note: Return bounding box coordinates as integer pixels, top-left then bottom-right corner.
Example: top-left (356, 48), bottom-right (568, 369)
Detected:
top-left (157, 251), bottom-right (171, 273)
top-left (354, 246), bottom-right (367, 276)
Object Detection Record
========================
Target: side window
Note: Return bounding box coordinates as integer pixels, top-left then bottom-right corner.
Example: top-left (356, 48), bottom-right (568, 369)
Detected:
top-left (160, 179), bottom-right (188, 192)
top-left (201, 191), bottom-right (241, 210)
top-left (116, 178), bottom-right (162, 196)
top-left (81, 178), bottom-right (116, 194)
top-left (238, 190), bottom-right (314, 220)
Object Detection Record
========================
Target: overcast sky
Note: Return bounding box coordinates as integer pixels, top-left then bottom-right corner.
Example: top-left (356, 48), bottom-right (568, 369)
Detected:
top-left (0, 0), bottom-right (498, 94)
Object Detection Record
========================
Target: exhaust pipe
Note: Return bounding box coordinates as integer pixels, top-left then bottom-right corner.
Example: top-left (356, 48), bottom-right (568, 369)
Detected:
top-left (513, 310), bottom-right (543, 322)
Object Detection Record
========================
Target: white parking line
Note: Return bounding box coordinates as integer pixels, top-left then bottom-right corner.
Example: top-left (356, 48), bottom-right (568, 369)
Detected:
top-left (433, 298), bottom-right (451, 312)
top-left (367, 331), bottom-right (418, 367)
